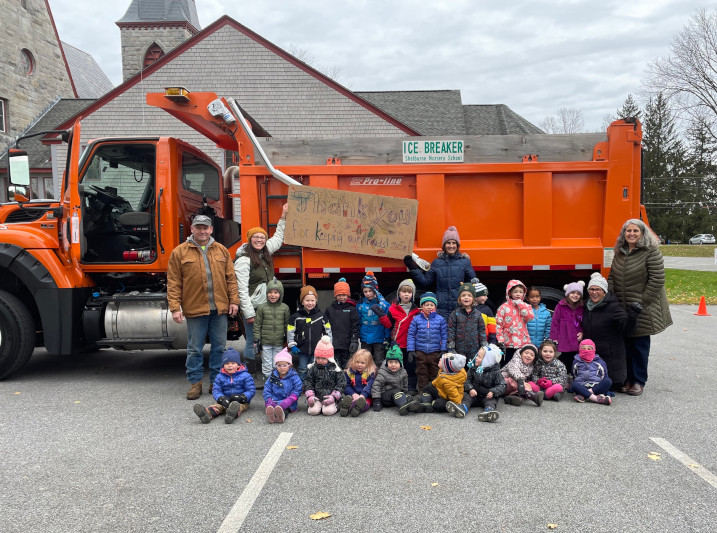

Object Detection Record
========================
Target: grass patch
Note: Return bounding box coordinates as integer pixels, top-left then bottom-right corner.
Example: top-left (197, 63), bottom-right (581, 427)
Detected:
top-left (660, 244), bottom-right (716, 257)
top-left (665, 269), bottom-right (717, 304)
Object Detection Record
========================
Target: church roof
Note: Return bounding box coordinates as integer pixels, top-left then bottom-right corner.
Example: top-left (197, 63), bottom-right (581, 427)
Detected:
top-left (117, 0), bottom-right (200, 31)
top-left (62, 42), bottom-right (115, 99)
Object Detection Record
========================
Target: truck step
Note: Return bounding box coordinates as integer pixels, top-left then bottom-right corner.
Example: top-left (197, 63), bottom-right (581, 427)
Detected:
top-left (96, 337), bottom-right (176, 346)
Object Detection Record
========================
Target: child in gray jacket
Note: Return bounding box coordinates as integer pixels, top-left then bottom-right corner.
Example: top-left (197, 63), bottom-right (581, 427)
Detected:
top-left (371, 345), bottom-right (420, 415)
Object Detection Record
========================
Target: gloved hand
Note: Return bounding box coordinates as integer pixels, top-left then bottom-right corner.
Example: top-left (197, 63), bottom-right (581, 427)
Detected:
top-left (371, 304), bottom-right (386, 318)
top-left (322, 395), bottom-right (335, 406)
top-left (238, 394), bottom-right (248, 404)
top-left (403, 255), bottom-right (419, 270)
top-left (629, 301), bottom-right (643, 314)
top-left (537, 377), bottom-right (552, 389)
top-left (265, 399), bottom-right (276, 408)
top-left (217, 396), bottom-right (230, 408)
top-left (305, 390), bottom-right (315, 407)
top-left (290, 346), bottom-right (300, 355)
top-left (278, 398), bottom-right (294, 410)
top-left (447, 342), bottom-right (455, 351)
top-left (372, 399), bottom-right (383, 411)
top-left (408, 351), bottom-right (416, 363)
top-left (254, 341), bottom-right (262, 353)
top-left (228, 394), bottom-right (242, 403)
top-left (517, 379), bottom-right (526, 396)
top-left (349, 339), bottom-right (359, 354)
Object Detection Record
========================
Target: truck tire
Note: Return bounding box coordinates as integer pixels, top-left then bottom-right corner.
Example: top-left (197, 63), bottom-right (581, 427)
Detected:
top-left (0, 290), bottom-right (36, 380)
top-left (535, 286), bottom-right (565, 312)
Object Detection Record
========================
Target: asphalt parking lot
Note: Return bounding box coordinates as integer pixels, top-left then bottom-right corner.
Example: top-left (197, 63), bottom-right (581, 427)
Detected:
top-left (1, 304), bottom-right (715, 533)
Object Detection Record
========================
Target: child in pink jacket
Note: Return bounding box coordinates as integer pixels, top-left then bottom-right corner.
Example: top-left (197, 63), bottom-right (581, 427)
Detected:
top-left (495, 279), bottom-right (534, 365)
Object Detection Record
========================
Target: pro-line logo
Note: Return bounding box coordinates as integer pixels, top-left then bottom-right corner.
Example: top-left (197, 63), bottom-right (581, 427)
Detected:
top-left (403, 140), bottom-right (464, 163)
top-left (350, 177), bottom-right (403, 186)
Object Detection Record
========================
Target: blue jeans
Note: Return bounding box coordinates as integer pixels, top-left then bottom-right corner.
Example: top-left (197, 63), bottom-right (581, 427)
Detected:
top-left (242, 316), bottom-right (255, 361)
top-left (185, 311), bottom-right (227, 384)
top-left (298, 352), bottom-right (313, 381)
top-left (626, 336), bottom-right (651, 386)
top-left (570, 377), bottom-right (612, 398)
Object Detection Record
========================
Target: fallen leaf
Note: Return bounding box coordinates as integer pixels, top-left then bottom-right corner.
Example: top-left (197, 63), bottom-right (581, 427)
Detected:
top-left (431, 483), bottom-right (439, 487)
top-left (245, 419), bottom-right (252, 423)
top-left (74, 401), bottom-right (81, 404)
top-left (547, 524), bottom-right (558, 530)
top-left (647, 452), bottom-right (662, 461)
top-left (420, 425), bottom-right (432, 431)
top-left (309, 511), bottom-right (331, 520)
top-left (689, 464), bottom-right (699, 469)
top-left (14, 392), bottom-right (21, 395)
top-left (286, 446), bottom-right (298, 450)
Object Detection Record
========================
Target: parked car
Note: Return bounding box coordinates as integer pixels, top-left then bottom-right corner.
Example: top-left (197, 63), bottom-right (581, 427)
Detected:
top-left (689, 234), bottom-right (716, 245)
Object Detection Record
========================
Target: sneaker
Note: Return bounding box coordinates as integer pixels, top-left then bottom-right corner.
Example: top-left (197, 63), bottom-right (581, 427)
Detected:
top-left (504, 395), bottom-right (522, 406)
top-left (266, 404), bottom-right (276, 424)
top-left (593, 394), bottom-right (612, 406)
top-left (552, 393), bottom-right (562, 402)
top-left (274, 405), bottom-right (285, 423)
top-left (446, 401), bottom-right (466, 418)
top-left (339, 395), bottom-right (353, 417)
top-left (193, 403), bottom-right (211, 424)
top-left (574, 395), bottom-right (585, 403)
top-left (478, 410), bottom-right (500, 423)
top-left (225, 401), bottom-right (241, 424)
top-left (350, 396), bottom-right (366, 417)
top-left (187, 382), bottom-right (202, 400)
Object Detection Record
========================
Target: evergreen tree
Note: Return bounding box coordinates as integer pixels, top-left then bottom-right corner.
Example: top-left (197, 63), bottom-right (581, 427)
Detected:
top-left (616, 94), bottom-right (641, 121)
top-left (684, 115), bottom-right (717, 236)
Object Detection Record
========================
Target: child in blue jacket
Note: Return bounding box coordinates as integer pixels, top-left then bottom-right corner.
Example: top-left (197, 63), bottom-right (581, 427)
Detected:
top-left (263, 348), bottom-right (303, 423)
top-left (339, 348), bottom-right (377, 417)
top-left (193, 348), bottom-right (255, 424)
top-left (407, 292), bottom-right (447, 391)
top-left (356, 272), bottom-right (390, 368)
top-left (526, 286), bottom-right (552, 345)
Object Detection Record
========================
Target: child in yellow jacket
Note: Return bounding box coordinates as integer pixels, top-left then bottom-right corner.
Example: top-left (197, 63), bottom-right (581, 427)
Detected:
top-left (417, 353), bottom-right (467, 418)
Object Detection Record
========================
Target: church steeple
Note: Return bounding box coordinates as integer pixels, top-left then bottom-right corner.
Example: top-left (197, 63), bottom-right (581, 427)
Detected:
top-left (116, 0), bottom-right (201, 81)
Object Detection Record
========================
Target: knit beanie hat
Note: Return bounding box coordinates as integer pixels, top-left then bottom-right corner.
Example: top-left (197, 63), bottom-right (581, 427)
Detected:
top-left (518, 343), bottom-right (538, 360)
top-left (361, 271), bottom-right (379, 294)
top-left (334, 277), bottom-right (350, 297)
top-left (222, 347), bottom-right (241, 365)
top-left (442, 225), bottom-right (461, 246)
top-left (481, 344), bottom-right (501, 369)
top-left (578, 339), bottom-right (596, 363)
top-left (313, 335), bottom-right (334, 359)
top-left (299, 285), bottom-right (318, 304)
top-left (246, 227), bottom-right (268, 241)
top-left (397, 278), bottom-right (416, 299)
top-left (564, 280), bottom-right (585, 297)
top-left (473, 280), bottom-right (488, 297)
top-left (274, 348), bottom-right (293, 366)
top-left (441, 352), bottom-right (466, 374)
top-left (458, 282), bottom-right (476, 299)
top-left (420, 292), bottom-right (438, 306)
top-left (588, 272), bottom-right (608, 293)
top-left (385, 344), bottom-right (404, 366)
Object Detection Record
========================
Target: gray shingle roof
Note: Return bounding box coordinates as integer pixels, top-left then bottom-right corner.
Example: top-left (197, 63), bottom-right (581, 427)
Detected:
top-left (117, 0), bottom-right (200, 30)
top-left (356, 90), bottom-right (543, 135)
top-left (62, 42), bottom-right (114, 99)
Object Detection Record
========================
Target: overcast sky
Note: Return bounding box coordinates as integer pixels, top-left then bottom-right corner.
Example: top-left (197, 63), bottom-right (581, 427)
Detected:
top-left (48, 0), bottom-right (717, 132)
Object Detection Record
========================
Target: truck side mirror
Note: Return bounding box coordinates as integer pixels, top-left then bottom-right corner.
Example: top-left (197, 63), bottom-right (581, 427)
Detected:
top-left (8, 148), bottom-right (30, 186)
top-left (8, 185), bottom-right (30, 203)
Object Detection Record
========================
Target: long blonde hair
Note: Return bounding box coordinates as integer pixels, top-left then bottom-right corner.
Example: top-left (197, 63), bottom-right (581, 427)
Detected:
top-left (346, 349), bottom-right (377, 375)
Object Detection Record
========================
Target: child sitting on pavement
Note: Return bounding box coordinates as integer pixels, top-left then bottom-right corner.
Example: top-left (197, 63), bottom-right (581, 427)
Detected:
top-left (193, 347), bottom-right (255, 424)
top-left (304, 336), bottom-right (347, 416)
top-left (417, 352), bottom-right (468, 418)
top-left (568, 339), bottom-right (612, 405)
top-left (501, 344), bottom-right (544, 407)
top-left (529, 339), bottom-right (569, 401)
top-left (339, 349), bottom-right (376, 417)
top-left (263, 348), bottom-right (303, 423)
top-left (460, 344), bottom-right (506, 422)
top-left (371, 345), bottom-right (420, 415)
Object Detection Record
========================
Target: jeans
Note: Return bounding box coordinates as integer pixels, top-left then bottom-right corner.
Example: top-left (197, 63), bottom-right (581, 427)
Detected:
top-left (261, 345), bottom-right (283, 378)
top-left (570, 377), bottom-right (612, 398)
top-left (626, 335), bottom-right (651, 385)
top-left (298, 352), bottom-right (313, 381)
top-left (185, 311), bottom-right (227, 384)
top-left (242, 316), bottom-right (255, 361)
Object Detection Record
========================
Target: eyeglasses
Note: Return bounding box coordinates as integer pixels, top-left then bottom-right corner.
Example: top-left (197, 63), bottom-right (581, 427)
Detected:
top-left (251, 236), bottom-right (266, 241)
top-left (588, 288), bottom-right (604, 292)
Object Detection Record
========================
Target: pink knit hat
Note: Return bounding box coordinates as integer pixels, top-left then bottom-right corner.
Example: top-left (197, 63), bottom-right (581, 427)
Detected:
top-left (313, 335), bottom-right (334, 359)
top-left (442, 226), bottom-right (460, 246)
top-left (274, 348), bottom-right (292, 366)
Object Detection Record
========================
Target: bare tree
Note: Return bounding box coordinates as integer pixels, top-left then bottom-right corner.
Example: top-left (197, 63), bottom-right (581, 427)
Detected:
top-left (540, 108), bottom-right (585, 133)
top-left (538, 116), bottom-right (558, 133)
top-left (601, 113), bottom-right (615, 132)
top-left (643, 8), bottom-right (717, 137)
top-left (287, 43), bottom-right (344, 84)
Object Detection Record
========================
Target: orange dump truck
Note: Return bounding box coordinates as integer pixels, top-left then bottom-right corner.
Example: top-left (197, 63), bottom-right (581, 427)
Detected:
top-left (0, 88), bottom-right (643, 378)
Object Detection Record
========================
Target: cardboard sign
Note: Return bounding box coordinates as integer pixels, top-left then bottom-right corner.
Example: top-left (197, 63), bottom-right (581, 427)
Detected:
top-left (285, 185), bottom-right (418, 259)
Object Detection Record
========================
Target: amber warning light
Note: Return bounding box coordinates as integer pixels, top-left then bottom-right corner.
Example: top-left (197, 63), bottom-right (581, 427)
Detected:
top-left (164, 87), bottom-right (190, 102)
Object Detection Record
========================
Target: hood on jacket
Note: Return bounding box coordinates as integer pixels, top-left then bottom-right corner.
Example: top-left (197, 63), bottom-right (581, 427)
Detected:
top-left (266, 277), bottom-right (284, 300)
top-left (188, 234), bottom-right (215, 247)
top-left (505, 279), bottom-right (527, 300)
top-left (436, 250), bottom-right (471, 261)
top-left (235, 242), bottom-right (248, 259)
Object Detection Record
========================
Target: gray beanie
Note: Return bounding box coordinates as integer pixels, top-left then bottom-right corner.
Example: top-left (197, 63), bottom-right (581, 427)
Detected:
top-left (398, 279), bottom-right (416, 299)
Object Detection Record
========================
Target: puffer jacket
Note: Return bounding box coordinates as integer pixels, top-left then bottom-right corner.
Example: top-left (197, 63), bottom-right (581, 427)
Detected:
top-left (550, 299), bottom-right (584, 352)
top-left (287, 306), bottom-right (331, 356)
top-left (167, 236), bottom-right (239, 318)
top-left (304, 360), bottom-right (347, 398)
top-left (409, 251), bottom-right (476, 320)
top-left (344, 370), bottom-right (376, 399)
top-left (495, 280), bottom-right (534, 348)
top-left (356, 290), bottom-right (390, 344)
top-left (379, 301), bottom-right (421, 348)
top-left (254, 278), bottom-right (291, 346)
top-left (582, 291), bottom-right (637, 387)
top-left (212, 364), bottom-right (256, 402)
top-left (531, 359), bottom-right (569, 388)
top-left (324, 300), bottom-right (359, 351)
top-left (465, 362), bottom-right (506, 398)
top-left (608, 245), bottom-right (673, 337)
top-left (407, 311), bottom-right (447, 353)
top-left (432, 369), bottom-right (467, 403)
top-left (234, 218), bottom-right (286, 320)
top-left (526, 303), bottom-right (552, 345)
top-left (448, 306), bottom-right (487, 356)
top-left (263, 367), bottom-right (303, 411)
top-left (572, 354), bottom-right (608, 385)
top-left (372, 362), bottom-right (408, 399)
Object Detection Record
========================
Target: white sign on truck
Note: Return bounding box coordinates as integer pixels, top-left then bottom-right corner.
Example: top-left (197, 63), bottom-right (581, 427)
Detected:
top-left (403, 140), bottom-right (464, 163)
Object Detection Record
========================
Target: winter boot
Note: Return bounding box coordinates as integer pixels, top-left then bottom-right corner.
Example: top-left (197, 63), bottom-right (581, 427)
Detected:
top-left (394, 392), bottom-right (413, 416)
top-left (187, 382), bottom-right (202, 400)
top-left (225, 401), bottom-right (241, 424)
top-left (517, 379), bottom-right (526, 397)
top-left (339, 395), bottom-right (353, 417)
top-left (407, 395), bottom-right (422, 413)
top-left (523, 390), bottom-right (544, 406)
top-left (350, 396), bottom-right (367, 417)
top-left (418, 392), bottom-right (434, 413)
top-left (504, 395), bottom-right (523, 406)
top-left (478, 407), bottom-right (499, 423)
top-left (446, 401), bottom-right (467, 419)
top-left (552, 392), bottom-right (563, 402)
top-left (193, 403), bottom-right (222, 424)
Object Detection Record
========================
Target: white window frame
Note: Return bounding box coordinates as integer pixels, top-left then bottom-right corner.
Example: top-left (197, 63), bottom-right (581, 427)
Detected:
top-left (0, 98), bottom-right (6, 133)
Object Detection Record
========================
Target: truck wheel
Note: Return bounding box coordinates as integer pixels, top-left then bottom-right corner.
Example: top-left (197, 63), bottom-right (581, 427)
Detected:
top-left (0, 290), bottom-right (36, 380)
top-left (535, 286), bottom-right (565, 312)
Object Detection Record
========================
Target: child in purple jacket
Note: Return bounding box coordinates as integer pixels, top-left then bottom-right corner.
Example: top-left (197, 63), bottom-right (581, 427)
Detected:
top-left (550, 281), bottom-right (585, 370)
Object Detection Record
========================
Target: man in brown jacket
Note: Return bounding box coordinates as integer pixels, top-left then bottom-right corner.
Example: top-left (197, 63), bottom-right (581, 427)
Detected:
top-left (167, 215), bottom-right (239, 399)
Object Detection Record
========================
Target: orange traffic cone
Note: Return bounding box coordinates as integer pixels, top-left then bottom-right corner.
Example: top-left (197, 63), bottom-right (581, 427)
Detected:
top-left (695, 296), bottom-right (711, 316)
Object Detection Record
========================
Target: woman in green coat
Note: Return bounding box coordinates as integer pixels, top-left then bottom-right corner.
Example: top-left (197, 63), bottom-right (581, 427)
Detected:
top-left (608, 219), bottom-right (672, 396)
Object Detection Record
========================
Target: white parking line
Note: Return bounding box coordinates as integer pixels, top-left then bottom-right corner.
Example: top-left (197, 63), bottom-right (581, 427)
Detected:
top-left (217, 432), bottom-right (293, 533)
top-left (650, 437), bottom-right (717, 490)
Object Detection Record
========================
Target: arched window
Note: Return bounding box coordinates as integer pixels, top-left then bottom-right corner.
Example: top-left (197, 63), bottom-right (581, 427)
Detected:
top-left (143, 43), bottom-right (164, 68)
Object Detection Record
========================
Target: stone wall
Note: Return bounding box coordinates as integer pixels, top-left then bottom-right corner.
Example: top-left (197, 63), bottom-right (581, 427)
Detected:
top-left (120, 25), bottom-right (194, 82)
